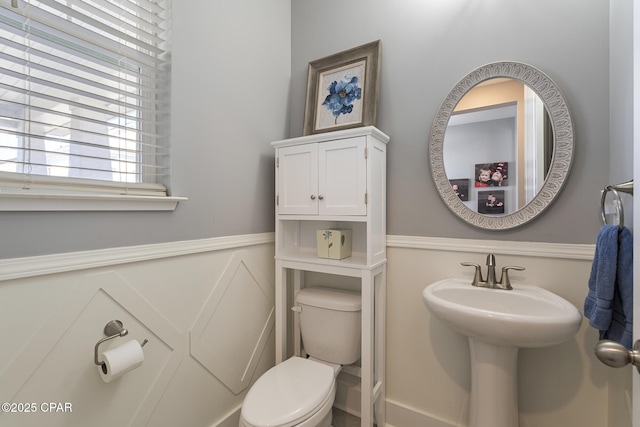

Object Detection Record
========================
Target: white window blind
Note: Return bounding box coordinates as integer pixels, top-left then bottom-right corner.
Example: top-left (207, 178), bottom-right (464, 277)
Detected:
top-left (0, 0), bottom-right (171, 197)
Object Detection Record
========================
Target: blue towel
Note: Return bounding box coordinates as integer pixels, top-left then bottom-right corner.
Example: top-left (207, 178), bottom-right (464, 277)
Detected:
top-left (584, 225), bottom-right (634, 349)
top-left (584, 225), bottom-right (618, 328)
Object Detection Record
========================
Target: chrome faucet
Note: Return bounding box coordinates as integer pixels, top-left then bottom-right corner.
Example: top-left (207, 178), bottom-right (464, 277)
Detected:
top-left (485, 253), bottom-right (498, 287)
top-left (461, 254), bottom-right (525, 290)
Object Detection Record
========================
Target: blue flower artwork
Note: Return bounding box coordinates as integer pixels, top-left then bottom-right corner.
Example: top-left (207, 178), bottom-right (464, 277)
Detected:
top-left (316, 61), bottom-right (365, 129)
top-left (321, 75), bottom-right (362, 124)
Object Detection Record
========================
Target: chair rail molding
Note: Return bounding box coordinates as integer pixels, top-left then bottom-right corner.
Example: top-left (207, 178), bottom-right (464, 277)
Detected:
top-left (386, 235), bottom-right (595, 260)
top-left (0, 232), bottom-right (276, 282)
top-left (0, 233), bottom-right (594, 283)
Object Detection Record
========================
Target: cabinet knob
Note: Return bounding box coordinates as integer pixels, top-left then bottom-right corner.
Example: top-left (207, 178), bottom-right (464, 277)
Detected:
top-left (318, 195), bottom-right (324, 200)
top-left (310, 195), bottom-right (316, 200)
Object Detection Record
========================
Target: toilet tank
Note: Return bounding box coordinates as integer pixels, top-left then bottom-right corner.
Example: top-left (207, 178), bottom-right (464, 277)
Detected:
top-left (295, 287), bottom-right (361, 365)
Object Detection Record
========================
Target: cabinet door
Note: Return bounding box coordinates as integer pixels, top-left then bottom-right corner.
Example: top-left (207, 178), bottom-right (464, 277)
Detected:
top-left (318, 137), bottom-right (367, 215)
top-left (277, 143), bottom-right (318, 214)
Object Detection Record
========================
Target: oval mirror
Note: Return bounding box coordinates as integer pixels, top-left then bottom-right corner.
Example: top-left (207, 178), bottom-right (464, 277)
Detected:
top-left (429, 62), bottom-right (574, 230)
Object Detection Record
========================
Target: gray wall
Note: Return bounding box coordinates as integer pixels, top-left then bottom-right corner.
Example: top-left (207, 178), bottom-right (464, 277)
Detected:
top-left (0, 1), bottom-right (291, 259)
top-left (291, 0), bottom-right (611, 244)
top-left (1, 1), bottom-right (618, 259)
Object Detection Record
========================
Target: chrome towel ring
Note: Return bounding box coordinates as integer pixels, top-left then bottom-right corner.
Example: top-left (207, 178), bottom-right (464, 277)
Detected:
top-left (600, 180), bottom-right (633, 228)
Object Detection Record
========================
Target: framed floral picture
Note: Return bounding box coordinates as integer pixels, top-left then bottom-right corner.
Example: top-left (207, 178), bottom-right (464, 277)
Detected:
top-left (303, 40), bottom-right (381, 135)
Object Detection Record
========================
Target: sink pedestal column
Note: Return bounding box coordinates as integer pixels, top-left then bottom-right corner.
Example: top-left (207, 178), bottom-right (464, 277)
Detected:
top-left (468, 339), bottom-right (519, 427)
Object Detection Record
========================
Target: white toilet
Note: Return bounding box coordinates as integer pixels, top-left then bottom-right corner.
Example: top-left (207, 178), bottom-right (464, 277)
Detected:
top-left (240, 287), bottom-right (362, 427)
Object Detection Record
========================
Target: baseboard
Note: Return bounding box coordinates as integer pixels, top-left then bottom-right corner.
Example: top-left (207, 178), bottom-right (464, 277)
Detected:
top-left (216, 398), bottom-right (458, 427)
top-left (385, 399), bottom-right (459, 427)
top-left (334, 370), bottom-right (362, 418)
top-left (335, 373), bottom-right (460, 427)
top-left (211, 404), bottom-right (242, 427)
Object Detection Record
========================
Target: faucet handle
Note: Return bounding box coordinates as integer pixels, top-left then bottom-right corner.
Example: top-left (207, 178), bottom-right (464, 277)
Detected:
top-left (500, 266), bottom-right (526, 290)
top-left (461, 262), bottom-right (484, 287)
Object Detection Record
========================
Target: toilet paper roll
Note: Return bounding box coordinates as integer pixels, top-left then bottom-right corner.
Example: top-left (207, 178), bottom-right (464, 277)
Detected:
top-left (98, 339), bottom-right (144, 383)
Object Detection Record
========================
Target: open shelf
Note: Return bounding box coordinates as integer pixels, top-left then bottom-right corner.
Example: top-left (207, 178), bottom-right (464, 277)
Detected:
top-left (276, 219), bottom-right (385, 269)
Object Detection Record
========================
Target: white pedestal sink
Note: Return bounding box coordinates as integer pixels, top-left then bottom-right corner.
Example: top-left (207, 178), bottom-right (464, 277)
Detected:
top-left (422, 278), bottom-right (582, 427)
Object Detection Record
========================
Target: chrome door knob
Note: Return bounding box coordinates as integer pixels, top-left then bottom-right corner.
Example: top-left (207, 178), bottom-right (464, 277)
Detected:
top-left (594, 340), bottom-right (640, 373)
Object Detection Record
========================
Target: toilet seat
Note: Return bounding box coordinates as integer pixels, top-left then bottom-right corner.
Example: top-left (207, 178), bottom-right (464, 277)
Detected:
top-left (240, 357), bottom-right (336, 427)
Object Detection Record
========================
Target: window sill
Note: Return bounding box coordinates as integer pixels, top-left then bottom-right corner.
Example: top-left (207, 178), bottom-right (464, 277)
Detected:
top-left (0, 192), bottom-right (187, 211)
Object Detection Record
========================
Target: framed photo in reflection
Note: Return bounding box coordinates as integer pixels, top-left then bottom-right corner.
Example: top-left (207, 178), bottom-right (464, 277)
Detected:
top-left (449, 179), bottom-right (469, 201)
top-left (478, 190), bottom-right (505, 214)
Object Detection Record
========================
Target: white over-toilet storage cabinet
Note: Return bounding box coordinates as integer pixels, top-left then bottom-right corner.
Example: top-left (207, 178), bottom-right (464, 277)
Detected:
top-left (271, 126), bottom-right (388, 427)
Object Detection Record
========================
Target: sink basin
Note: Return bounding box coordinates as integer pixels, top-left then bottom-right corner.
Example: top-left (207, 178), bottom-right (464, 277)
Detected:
top-left (422, 277), bottom-right (582, 427)
top-left (422, 277), bottom-right (582, 348)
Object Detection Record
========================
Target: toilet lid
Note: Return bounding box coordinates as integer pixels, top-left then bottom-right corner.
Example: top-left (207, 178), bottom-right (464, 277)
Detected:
top-left (241, 357), bottom-right (335, 427)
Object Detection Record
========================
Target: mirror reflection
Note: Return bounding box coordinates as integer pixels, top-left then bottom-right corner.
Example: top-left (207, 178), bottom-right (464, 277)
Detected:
top-left (443, 78), bottom-right (553, 215)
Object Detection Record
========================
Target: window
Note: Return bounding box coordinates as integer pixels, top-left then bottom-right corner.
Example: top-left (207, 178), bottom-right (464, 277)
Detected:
top-left (0, 0), bottom-right (176, 209)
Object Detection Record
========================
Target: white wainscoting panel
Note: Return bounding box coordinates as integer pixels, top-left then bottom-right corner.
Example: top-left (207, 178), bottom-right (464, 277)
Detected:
top-left (190, 250), bottom-right (275, 394)
top-left (0, 234), bottom-right (618, 427)
top-left (0, 234), bottom-right (275, 427)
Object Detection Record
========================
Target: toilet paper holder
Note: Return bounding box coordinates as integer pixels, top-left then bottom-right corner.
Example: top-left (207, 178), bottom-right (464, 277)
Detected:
top-left (94, 320), bottom-right (148, 366)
